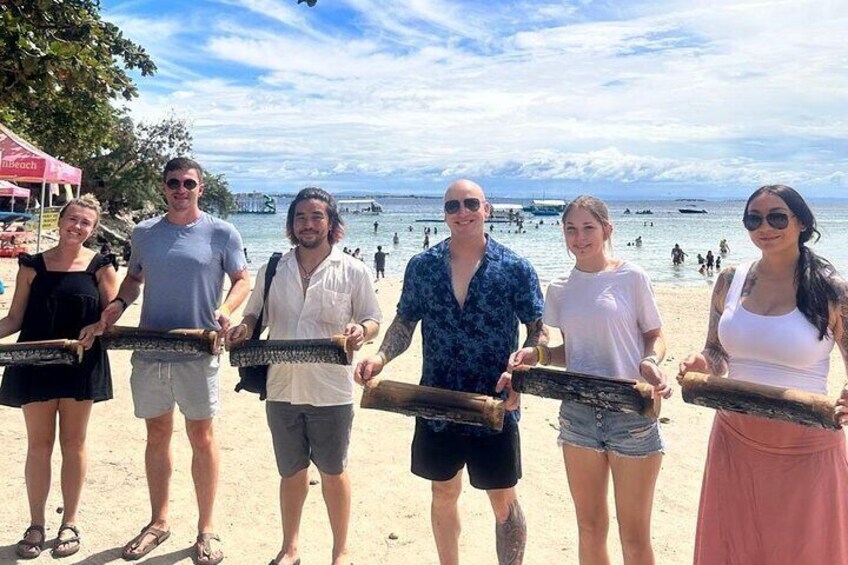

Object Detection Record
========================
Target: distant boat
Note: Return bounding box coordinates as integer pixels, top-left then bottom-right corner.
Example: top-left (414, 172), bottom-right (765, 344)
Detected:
top-left (489, 203), bottom-right (525, 222)
top-left (235, 192), bottom-right (276, 214)
top-left (523, 199), bottom-right (566, 216)
top-left (634, 209), bottom-right (653, 215)
top-left (623, 208), bottom-right (632, 214)
top-left (338, 199), bottom-right (383, 215)
top-left (679, 205), bottom-right (707, 214)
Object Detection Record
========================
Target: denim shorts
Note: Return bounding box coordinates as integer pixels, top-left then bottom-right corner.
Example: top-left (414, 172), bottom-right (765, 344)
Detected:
top-left (130, 353), bottom-right (220, 421)
top-left (557, 399), bottom-right (664, 457)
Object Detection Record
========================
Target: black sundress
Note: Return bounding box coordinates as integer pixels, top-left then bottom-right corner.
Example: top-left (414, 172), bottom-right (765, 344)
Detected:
top-left (0, 253), bottom-right (113, 407)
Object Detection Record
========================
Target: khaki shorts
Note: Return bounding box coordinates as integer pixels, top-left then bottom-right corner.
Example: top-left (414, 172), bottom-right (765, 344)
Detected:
top-left (130, 353), bottom-right (220, 421)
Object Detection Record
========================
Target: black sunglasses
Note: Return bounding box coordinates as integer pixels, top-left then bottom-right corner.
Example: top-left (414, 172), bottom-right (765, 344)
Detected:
top-left (444, 198), bottom-right (482, 214)
top-left (165, 178), bottom-right (200, 190)
top-left (743, 212), bottom-right (793, 231)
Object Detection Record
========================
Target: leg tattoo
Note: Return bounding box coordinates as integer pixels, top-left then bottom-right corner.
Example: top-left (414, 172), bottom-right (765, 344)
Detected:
top-left (496, 500), bottom-right (526, 565)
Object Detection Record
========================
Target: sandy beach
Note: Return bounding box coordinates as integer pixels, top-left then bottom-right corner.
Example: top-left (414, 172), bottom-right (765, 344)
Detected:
top-left (1, 256), bottom-right (846, 565)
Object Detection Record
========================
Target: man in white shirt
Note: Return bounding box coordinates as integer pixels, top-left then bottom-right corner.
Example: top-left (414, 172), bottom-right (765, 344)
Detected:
top-left (227, 187), bottom-right (381, 565)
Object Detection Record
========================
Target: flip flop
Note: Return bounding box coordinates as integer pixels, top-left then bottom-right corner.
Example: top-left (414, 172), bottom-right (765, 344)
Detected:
top-left (195, 532), bottom-right (224, 565)
top-left (267, 560), bottom-right (301, 565)
top-left (121, 523), bottom-right (171, 561)
top-left (52, 523), bottom-right (81, 558)
top-left (15, 524), bottom-right (45, 560)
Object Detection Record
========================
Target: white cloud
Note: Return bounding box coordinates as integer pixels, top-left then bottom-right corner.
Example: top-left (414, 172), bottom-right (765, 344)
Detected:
top-left (121, 0), bottom-right (848, 194)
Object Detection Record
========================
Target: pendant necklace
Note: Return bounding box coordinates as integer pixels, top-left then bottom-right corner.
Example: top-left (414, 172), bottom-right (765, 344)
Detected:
top-left (297, 249), bottom-right (330, 283)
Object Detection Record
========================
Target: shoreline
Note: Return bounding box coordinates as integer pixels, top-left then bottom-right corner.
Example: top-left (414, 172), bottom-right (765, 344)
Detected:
top-left (1, 260), bottom-right (845, 564)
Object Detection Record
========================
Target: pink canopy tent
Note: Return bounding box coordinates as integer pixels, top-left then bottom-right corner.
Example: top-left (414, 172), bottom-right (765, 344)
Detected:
top-left (0, 123), bottom-right (83, 251)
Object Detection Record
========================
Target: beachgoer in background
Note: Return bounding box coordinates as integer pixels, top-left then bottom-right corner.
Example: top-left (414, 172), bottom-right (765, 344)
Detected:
top-left (0, 195), bottom-right (117, 559)
top-left (635, 235), bottom-right (642, 247)
top-left (672, 243), bottom-right (687, 266)
top-left (507, 195), bottom-right (670, 565)
top-left (715, 256), bottom-right (721, 270)
top-left (352, 247), bottom-right (362, 260)
top-left (83, 157), bottom-right (250, 564)
top-left (699, 264), bottom-right (707, 276)
top-left (355, 179), bottom-right (545, 565)
top-left (227, 187), bottom-right (381, 565)
top-left (243, 247), bottom-right (251, 263)
top-left (697, 253), bottom-right (705, 265)
top-left (393, 232), bottom-right (400, 245)
top-left (678, 184), bottom-right (848, 564)
top-left (423, 234), bottom-right (429, 250)
top-left (705, 250), bottom-right (715, 274)
top-left (719, 238), bottom-right (729, 254)
top-left (374, 245), bottom-right (389, 279)
top-left (373, 220), bottom-right (379, 234)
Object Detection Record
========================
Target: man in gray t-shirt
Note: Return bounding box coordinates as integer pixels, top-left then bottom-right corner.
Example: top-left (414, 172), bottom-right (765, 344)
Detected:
top-left (85, 157), bottom-right (250, 564)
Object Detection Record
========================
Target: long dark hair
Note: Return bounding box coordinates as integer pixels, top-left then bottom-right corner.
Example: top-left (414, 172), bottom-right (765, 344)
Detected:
top-left (286, 186), bottom-right (345, 245)
top-left (745, 185), bottom-right (838, 339)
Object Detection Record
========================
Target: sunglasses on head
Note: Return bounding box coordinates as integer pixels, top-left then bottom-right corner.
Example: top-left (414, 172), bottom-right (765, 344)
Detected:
top-left (165, 178), bottom-right (199, 190)
top-left (743, 211), bottom-right (793, 231)
top-left (444, 198), bottom-right (481, 214)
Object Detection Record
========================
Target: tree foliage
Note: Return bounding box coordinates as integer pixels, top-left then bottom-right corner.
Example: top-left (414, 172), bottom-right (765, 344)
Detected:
top-left (201, 172), bottom-right (236, 218)
top-left (0, 0), bottom-right (156, 162)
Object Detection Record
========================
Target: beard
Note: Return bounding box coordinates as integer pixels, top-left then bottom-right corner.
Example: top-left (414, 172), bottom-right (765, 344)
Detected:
top-left (298, 234), bottom-right (326, 248)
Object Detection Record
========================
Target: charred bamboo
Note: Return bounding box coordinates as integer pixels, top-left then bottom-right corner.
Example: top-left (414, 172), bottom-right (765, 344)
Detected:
top-left (680, 373), bottom-right (839, 429)
top-left (229, 336), bottom-right (350, 367)
top-left (102, 327), bottom-right (218, 355)
top-left (361, 378), bottom-right (505, 431)
top-left (0, 339), bottom-right (83, 366)
top-left (512, 366), bottom-right (660, 419)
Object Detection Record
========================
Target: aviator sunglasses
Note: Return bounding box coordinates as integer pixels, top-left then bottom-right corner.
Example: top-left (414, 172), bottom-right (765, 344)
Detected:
top-left (444, 198), bottom-right (482, 214)
top-left (742, 211), bottom-right (794, 231)
top-left (165, 178), bottom-right (200, 190)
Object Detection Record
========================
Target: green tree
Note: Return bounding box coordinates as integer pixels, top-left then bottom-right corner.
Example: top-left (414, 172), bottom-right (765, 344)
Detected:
top-left (83, 114), bottom-right (193, 214)
top-left (201, 172), bottom-right (236, 218)
top-left (0, 0), bottom-right (156, 161)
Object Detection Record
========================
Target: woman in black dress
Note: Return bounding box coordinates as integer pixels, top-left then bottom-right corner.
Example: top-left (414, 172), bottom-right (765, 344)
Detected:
top-left (0, 195), bottom-right (116, 559)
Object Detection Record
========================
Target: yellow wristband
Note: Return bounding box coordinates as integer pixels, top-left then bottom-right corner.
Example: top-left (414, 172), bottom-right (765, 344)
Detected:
top-left (535, 345), bottom-right (549, 366)
top-left (219, 304), bottom-right (231, 317)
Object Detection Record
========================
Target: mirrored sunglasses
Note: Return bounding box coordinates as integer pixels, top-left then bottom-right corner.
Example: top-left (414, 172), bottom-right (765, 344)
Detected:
top-left (444, 198), bottom-right (481, 214)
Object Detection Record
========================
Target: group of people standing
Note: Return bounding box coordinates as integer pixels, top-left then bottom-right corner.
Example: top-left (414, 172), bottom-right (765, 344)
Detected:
top-left (2, 162), bottom-right (848, 565)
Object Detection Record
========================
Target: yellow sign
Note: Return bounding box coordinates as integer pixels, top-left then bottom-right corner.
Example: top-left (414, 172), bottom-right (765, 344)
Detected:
top-left (27, 207), bottom-right (61, 232)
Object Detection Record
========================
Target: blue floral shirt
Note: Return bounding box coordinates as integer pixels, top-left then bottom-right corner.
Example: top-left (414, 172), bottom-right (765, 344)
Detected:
top-left (397, 236), bottom-right (544, 435)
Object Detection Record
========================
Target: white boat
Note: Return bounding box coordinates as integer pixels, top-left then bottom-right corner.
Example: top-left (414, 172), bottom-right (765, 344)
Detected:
top-left (489, 203), bottom-right (524, 222)
top-left (338, 199), bottom-right (383, 215)
top-left (524, 199), bottom-right (566, 216)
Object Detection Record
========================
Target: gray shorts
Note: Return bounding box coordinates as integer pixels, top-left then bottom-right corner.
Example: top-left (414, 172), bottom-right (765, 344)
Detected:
top-left (266, 401), bottom-right (354, 478)
top-left (130, 353), bottom-right (220, 421)
top-left (558, 399), bottom-right (665, 457)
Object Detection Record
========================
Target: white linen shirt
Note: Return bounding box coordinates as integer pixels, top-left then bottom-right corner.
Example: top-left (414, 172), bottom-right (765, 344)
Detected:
top-left (243, 246), bottom-right (382, 406)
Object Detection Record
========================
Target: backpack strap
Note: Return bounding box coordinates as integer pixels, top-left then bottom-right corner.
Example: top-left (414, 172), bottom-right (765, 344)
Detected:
top-left (250, 252), bottom-right (283, 340)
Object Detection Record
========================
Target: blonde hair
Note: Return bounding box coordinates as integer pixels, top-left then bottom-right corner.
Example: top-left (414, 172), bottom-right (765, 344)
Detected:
top-left (562, 195), bottom-right (614, 253)
top-left (59, 194), bottom-right (102, 225)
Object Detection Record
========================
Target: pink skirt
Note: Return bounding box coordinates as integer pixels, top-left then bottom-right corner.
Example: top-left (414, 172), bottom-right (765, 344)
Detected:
top-left (694, 412), bottom-right (848, 565)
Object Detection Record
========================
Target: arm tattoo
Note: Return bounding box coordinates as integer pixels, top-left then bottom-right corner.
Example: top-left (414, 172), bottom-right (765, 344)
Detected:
top-left (377, 316), bottom-right (418, 364)
top-left (522, 319), bottom-right (547, 347)
top-left (496, 500), bottom-right (526, 565)
top-left (833, 276), bottom-right (848, 357)
top-left (703, 268), bottom-right (733, 376)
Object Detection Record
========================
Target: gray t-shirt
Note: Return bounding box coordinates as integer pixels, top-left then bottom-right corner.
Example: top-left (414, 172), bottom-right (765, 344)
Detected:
top-left (128, 212), bottom-right (246, 360)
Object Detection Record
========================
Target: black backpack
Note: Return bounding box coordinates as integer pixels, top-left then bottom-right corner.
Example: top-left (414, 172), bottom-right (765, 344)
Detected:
top-left (234, 252), bottom-right (282, 400)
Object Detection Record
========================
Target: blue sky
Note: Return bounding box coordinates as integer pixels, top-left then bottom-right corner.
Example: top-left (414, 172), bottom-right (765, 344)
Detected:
top-left (101, 0), bottom-right (848, 199)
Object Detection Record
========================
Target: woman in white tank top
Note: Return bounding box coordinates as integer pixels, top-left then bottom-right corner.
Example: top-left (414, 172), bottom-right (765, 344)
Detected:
top-left (504, 196), bottom-right (672, 565)
top-left (678, 185), bottom-right (848, 565)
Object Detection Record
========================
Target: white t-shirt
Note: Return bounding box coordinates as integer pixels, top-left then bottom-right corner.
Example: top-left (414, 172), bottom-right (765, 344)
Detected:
top-left (243, 246), bottom-right (382, 406)
top-left (542, 261), bottom-right (661, 382)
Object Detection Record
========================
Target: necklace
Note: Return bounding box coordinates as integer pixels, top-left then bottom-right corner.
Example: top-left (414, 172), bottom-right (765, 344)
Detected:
top-left (296, 249), bottom-right (331, 283)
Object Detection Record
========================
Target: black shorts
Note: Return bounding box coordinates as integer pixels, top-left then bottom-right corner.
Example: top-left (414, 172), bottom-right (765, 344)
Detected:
top-left (411, 419), bottom-right (521, 490)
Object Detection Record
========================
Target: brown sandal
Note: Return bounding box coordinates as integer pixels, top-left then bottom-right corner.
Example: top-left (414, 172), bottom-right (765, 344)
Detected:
top-left (195, 532), bottom-right (224, 565)
top-left (15, 524), bottom-right (46, 560)
top-left (121, 523), bottom-right (171, 561)
top-left (52, 523), bottom-right (81, 558)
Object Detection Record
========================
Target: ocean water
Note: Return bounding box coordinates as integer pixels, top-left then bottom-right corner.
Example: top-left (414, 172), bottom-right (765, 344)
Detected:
top-left (230, 197), bottom-right (848, 287)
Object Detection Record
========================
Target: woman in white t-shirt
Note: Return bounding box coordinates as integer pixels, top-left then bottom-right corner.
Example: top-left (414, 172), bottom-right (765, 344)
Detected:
top-left (506, 195), bottom-right (671, 564)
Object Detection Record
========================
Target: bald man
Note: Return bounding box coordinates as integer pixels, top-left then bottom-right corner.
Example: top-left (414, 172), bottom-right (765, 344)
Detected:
top-left (355, 180), bottom-right (546, 565)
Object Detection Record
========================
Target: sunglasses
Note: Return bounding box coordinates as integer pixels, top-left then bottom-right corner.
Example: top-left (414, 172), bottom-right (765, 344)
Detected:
top-left (165, 178), bottom-right (200, 190)
top-left (743, 212), bottom-right (793, 231)
top-left (444, 198), bottom-right (482, 214)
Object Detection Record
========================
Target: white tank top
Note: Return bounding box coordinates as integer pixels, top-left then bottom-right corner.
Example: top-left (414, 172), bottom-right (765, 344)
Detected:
top-left (717, 261), bottom-right (833, 394)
